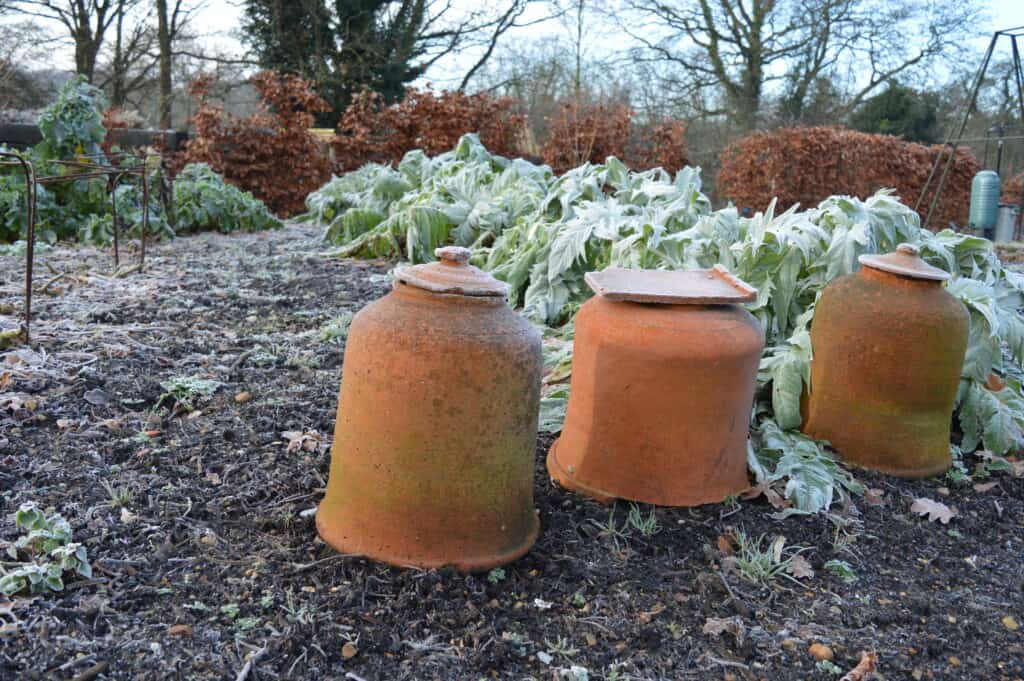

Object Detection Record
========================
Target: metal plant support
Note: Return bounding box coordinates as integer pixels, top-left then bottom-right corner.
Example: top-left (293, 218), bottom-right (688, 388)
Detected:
top-left (917, 26), bottom-right (1024, 229)
top-left (0, 150), bottom-right (158, 342)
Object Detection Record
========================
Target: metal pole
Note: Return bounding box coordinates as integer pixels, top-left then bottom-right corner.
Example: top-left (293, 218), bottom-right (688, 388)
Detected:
top-left (0, 151), bottom-right (37, 342)
top-left (1012, 35), bottom-right (1024, 126)
top-left (111, 174), bottom-right (121, 268)
top-left (141, 161), bottom-right (149, 270)
top-left (921, 33), bottom-right (998, 227)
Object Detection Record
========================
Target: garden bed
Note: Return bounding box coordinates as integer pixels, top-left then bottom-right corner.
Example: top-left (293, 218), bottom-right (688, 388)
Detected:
top-left (1, 225), bottom-right (1022, 680)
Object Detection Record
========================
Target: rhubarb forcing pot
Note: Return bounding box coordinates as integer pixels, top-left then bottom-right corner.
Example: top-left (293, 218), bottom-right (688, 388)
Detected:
top-left (802, 243), bottom-right (968, 478)
top-left (547, 266), bottom-right (764, 506)
top-left (316, 246), bottom-right (542, 571)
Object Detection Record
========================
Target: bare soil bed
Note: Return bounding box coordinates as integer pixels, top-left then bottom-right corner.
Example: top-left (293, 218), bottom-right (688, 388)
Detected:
top-left (1, 225), bottom-right (1023, 681)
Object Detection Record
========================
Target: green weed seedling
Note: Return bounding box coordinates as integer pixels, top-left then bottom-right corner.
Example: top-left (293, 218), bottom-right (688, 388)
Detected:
top-left (625, 504), bottom-right (661, 538)
top-left (592, 506), bottom-right (632, 552)
top-left (730, 530), bottom-right (808, 586)
top-left (158, 375), bottom-right (222, 411)
top-left (101, 480), bottom-right (134, 508)
top-left (824, 559), bottom-right (857, 583)
top-left (0, 502), bottom-right (91, 597)
top-left (319, 313), bottom-right (354, 343)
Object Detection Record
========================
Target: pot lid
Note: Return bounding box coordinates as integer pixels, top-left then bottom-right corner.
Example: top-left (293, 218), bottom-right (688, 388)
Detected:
top-left (394, 246), bottom-right (510, 297)
top-left (585, 265), bottom-right (758, 304)
top-left (858, 243), bottom-right (950, 281)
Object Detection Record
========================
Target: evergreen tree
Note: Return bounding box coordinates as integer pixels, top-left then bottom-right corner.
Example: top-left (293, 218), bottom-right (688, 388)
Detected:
top-left (242, 0), bottom-right (333, 83)
top-left (849, 82), bottom-right (940, 144)
top-left (240, 0), bottom-right (431, 122)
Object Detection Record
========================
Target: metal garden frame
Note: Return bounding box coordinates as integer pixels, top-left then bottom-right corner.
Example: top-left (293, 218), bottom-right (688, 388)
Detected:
top-left (0, 150), bottom-right (157, 342)
top-left (917, 26), bottom-right (1024, 228)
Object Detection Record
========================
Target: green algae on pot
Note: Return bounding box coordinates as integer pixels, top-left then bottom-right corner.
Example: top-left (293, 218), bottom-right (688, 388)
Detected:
top-left (802, 244), bottom-right (969, 478)
top-left (316, 246), bottom-right (542, 571)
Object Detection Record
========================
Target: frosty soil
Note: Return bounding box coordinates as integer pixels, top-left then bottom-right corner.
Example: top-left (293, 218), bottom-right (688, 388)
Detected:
top-left (1, 225), bottom-right (1022, 680)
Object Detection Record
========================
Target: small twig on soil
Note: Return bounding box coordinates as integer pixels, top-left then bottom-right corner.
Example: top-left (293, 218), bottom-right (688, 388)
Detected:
top-left (271, 491), bottom-right (323, 508)
top-left (703, 654), bottom-right (749, 670)
top-left (235, 645), bottom-right (268, 681)
top-left (70, 661), bottom-right (109, 681)
top-left (229, 349), bottom-right (254, 376)
top-left (716, 570), bottom-right (752, 617)
top-left (290, 553), bottom-right (347, 574)
top-left (114, 263), bottom-right (143, 278)
top-left (38, 272), bottom-right (74, 295)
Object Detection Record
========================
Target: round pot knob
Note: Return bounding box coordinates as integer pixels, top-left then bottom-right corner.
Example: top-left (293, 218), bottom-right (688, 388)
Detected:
top-left (436, 246), bottom-right (471, 264)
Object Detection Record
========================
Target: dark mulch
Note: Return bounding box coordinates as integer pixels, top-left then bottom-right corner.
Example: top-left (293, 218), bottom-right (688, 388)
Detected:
top-left (1, 225), bottom-right (1022, 680)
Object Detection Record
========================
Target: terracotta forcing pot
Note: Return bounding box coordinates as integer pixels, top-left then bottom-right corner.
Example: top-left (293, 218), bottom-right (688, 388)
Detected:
top-left (801, 243), bottom-right (969, 478)
top-left (547, 266), bottom-right (764, 506)
top-left (316, 246), bottom-right (542, 571)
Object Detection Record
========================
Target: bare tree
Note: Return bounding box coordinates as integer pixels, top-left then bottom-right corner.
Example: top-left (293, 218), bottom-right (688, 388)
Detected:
top-left (456, 1), bottom-right (561, 91)
top-left (104, 0), bottom-right (154, 107)
top-left (622, 0), bottom-right (982, 130)
top-left (8, 0), bottom-right (126, 82)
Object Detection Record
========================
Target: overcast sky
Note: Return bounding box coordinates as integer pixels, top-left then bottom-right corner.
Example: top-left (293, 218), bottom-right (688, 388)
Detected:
top-left (9, 0), bottom-right (1024, 89)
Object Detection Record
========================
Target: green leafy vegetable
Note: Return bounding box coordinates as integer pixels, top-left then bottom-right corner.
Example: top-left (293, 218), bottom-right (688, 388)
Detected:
top-left (173, 163), bottom-right (281, 234)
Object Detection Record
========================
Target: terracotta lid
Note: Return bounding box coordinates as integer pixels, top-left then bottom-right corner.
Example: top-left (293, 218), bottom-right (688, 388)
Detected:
top-left (858, 243), bottom-right (950, 281)
top-left (395, 246), bottom-right (510, 297)
top-left (585, 265), bottom-right (757, 304)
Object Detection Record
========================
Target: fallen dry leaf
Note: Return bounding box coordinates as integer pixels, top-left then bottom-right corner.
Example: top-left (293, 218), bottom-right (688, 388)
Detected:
top-left (702, 616), bottom-right (745, 647)
top-left (910, 497), bottom-right (957, 524)
top-left (120, 507), bottom-right (138, 524)
top-left (741, 482), bottom-right (789, 509)
top-left (863, 488), bottom-right (886, 506)
top-left (281, 430), bottom-right (325, 454)
top-left (234, 391), bottom-right (252, 404)
top-left (1003, 615), bottom-right (1019, 631)
top-left (167, 624), bottom-right (192, 636)
top-left (83, 388), bottom-right (109, 406)
top-left (840, 651), bottom-right (878, 681)
top-left (787, 554), bottom-right (814, 579)
top-left (342, 642), bottom-right (358, 659)
top-left (716, 535), bottom-right (735, 555)
top-left (808, 642), bottom-right (833, 661)
top-left (973, 481), bottom-right (999, 493)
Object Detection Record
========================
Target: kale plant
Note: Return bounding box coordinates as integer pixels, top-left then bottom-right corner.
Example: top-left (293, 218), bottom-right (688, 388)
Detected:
top-left (173, 164), bottom-right (281, 234)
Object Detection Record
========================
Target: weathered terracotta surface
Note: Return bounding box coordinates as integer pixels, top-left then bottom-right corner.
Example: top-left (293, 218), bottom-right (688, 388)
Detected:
top-left (547, 268), bottom-right (764, 506)
top-left (802, 244), bottom-right (969, 478)
top-left (584, 265), bottom-right (757, 304)
top-left (317, 247), bottom-right (542, 571)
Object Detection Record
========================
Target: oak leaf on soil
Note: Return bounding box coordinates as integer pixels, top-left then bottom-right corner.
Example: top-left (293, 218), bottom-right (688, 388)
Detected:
top-left (839, 651), bottom-right (878, 681)
top-left (910, 497), bottom-right (957, 524)
top-left (787, 554), bottom-right (815, 580)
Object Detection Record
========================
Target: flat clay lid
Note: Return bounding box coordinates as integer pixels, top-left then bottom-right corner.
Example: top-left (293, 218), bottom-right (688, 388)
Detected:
top-left (858, 243), bottom-right (950, 281)
top-left (585, 265), bottom-right (757, 304)
top-left (395, 246), bottom-right (510, 297)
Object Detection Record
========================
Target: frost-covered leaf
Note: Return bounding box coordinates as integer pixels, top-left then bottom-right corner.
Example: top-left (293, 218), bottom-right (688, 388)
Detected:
top-left (786, 554), bottom-right (814, 579)
top-left (910, 497), bottom-right (956, 524)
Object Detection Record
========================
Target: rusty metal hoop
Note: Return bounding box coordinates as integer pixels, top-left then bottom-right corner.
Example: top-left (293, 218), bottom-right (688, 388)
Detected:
top-left (0, 150), bottom-right (160, 342)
